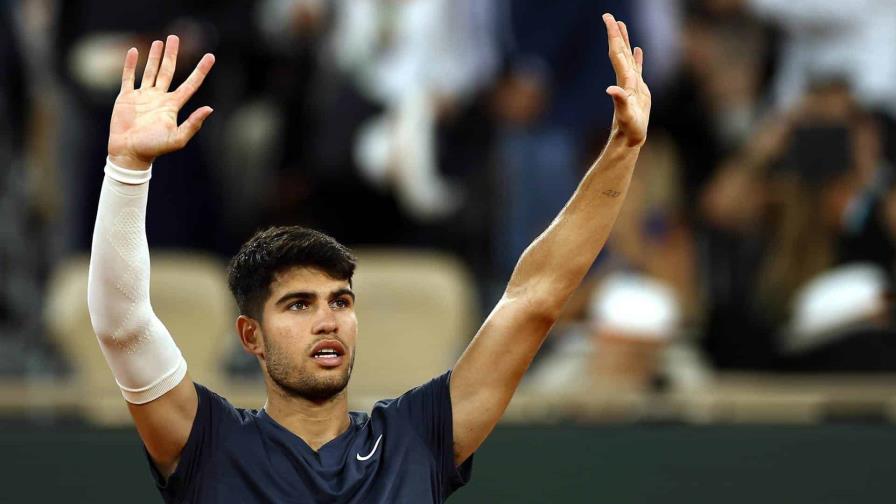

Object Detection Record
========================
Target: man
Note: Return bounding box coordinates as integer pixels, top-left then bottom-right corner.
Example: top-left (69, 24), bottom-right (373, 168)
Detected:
top-left (87, 13), bottom-right (650, 503)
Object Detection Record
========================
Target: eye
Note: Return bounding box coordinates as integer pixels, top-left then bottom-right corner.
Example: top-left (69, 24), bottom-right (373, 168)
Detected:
top-left (331, 297), bottom-right (352, 309)
top-left (288, 301), bottom-right (309, 311)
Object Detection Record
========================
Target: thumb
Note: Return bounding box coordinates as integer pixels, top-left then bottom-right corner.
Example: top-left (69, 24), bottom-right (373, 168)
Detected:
top-left (175, 106), bottom-right (214, 147)
top-left (606, 86), bottom-right (629, 108)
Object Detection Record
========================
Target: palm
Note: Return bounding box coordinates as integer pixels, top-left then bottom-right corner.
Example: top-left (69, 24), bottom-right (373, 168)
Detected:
top-left (603, 14), bottom-right (651, 147)
top-left (109, 89), bottom-right (181, 160)
top-left (107, 35), bottom-right (215, 169)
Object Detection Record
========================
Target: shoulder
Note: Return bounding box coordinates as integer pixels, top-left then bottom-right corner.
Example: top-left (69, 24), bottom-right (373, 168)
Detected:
top-left (376, 371), bottom-right (452, 404)
top-left (370, 371), bottom-right (454, 423)
top-left (192, 383), bottom-right (260, 428)
top-left (150, 385), bottom-right (264, 500)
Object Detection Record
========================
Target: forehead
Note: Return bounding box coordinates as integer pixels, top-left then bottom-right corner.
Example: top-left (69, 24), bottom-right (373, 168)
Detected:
top-left (269, 266), bottom-right (350, 296)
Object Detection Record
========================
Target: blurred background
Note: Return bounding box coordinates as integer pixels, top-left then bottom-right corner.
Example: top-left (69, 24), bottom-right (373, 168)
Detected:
top-left (2, 0), bottom-right (896, 502)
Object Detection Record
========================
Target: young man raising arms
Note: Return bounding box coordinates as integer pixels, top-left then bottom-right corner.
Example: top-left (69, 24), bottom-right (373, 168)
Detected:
top-left (87, 13), bottom-right (649, 502)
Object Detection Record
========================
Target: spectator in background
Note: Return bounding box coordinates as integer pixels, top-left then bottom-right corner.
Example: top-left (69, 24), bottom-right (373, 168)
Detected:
top-left (490, 2), bottom-right (703, 393)
top-left (207, 0), bottom-right (330, 252)
top-left (0, 0), bottom-right (44, 374)
top-left (53, 0), bottom-right (261, 253)
top-left (525, 132), bottom-right (701, 394)
top-left (651, 3), bottom-right (776, 369)
top-left (689, 0), bottom-right (896, 371)
top-left (304, 0), bottom-right (499, 248)
top-left (760, 82), bottom-right (896, 370)
top-left (491, 0), bottom-right (630, 282)
top-left (715, 0), bottom-right (896, 164)
top-left (600, 132), bottom-right (697, 327)
top-left (333, 0), bottom-right (497, 219)
top-left (704, 81), bottom-right (896, 371)
top-left (252, 0), bottom-right (327, 233)
top-left (632, 0), bottom-right (685, 92)
top-left (655, 4), bottom-right (772, 210)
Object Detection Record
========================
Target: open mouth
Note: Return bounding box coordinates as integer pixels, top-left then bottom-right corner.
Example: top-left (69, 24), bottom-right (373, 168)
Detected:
top-left (309, 340), bottom-right (346, 365)
top-left (312, 348), bottom-right (341, 360)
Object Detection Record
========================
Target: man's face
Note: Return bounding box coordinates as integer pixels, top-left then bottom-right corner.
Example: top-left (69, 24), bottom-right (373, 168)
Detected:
top-left (257, 267), bottom-right (357, 402)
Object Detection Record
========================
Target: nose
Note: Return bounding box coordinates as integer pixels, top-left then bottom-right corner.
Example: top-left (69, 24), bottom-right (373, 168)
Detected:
top-left (311, 306), bottom-right (338, 335)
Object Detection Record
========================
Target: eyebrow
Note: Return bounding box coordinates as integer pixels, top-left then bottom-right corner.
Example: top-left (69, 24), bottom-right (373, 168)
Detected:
top-left (331, 288), bottom-right (356, 302)
top-left (275, 288), bottom-right (355, 306)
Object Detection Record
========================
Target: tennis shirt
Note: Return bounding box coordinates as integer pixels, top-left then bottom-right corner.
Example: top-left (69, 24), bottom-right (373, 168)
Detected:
top-left (147, 371), bottom-right (473, 503)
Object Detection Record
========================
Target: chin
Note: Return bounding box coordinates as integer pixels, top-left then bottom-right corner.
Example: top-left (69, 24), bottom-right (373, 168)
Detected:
top-left (274, 368), bottom-right (351, 402)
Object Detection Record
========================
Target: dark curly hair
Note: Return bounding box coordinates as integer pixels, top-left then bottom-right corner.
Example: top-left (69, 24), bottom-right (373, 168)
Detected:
top-left (227, 226), bottom-right (356, 319)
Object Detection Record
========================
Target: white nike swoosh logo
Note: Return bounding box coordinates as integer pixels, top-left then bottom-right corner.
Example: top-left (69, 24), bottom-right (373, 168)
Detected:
top-left (356, 434), bottom-right (383, 461)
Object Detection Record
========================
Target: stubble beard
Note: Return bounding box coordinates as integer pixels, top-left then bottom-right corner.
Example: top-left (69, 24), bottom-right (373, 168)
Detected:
top-left (265, 336), bottom-right (354, 402)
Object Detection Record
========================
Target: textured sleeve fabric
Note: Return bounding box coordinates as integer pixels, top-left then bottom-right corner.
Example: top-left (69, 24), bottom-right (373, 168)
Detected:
top-left (391, 370), bottom-right (474, 498)
top-left (86, 158), bottom-right (187, 404)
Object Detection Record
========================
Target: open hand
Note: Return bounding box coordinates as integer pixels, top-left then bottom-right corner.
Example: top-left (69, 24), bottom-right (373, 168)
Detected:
top-left (107, 35), bottom-right (215, 170)
top-left (603, 14), bottom-right (651, 147)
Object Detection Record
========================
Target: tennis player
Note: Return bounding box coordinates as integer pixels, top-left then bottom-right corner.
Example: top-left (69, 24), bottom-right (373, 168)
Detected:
top-left (87, 13), bottom-right (650, 503)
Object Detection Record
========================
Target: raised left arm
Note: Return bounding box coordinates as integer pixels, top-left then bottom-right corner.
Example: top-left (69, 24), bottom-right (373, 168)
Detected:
top-left (449, 13), bottom-right (651, 466)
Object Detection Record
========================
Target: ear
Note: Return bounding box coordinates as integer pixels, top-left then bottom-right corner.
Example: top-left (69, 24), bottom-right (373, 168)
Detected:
top-left (236, 315), bottom-right (265, 358)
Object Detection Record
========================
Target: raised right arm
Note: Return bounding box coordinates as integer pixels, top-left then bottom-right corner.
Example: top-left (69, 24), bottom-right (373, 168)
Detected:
top-left (86, 35), bottom-right (214, 477)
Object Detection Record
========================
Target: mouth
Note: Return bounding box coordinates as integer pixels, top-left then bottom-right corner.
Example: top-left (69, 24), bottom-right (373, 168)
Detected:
top-left (309, 339), bottom-right (346, 368)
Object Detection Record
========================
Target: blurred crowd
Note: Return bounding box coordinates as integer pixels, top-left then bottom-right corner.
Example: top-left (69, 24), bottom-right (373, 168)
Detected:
top-left (3, 0), bottom-right (896, 386)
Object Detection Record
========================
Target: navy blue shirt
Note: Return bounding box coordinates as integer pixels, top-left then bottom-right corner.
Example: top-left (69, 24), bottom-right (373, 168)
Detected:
top-left (148, 372), bottom-right (473, 503)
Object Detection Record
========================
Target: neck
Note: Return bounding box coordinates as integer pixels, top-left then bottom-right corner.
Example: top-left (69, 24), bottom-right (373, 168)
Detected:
top-left (263, 383), bottom-right (351, 451)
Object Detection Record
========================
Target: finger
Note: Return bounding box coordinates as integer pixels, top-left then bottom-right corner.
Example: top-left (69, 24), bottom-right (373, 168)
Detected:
top-left (606, 85), bottom-right (630, 109)
top-left (120, 47), bottom-right (138, 93)
top-left (623, 67), bottom-right (639, 94)
top-left (618, 21), bottom-right (633, 55)
top-left (603, 13), bottom-right (623, 53)
top-left (634, 47), bottom-right (644, 75)
top-left (140, 40), bottom-right (164, 88)
top-left (618, 22), bottom-right (637, 70)
top-left (606, 85), bottom-right (630, 100)
top-left (173, 53), bottom-right (216, 108)
top-left (155, 35), bottom-right (180, 91)
top-left (174, 106), bottom-right (214, 147)
top-left (603, 14), bottom-right (630, 86)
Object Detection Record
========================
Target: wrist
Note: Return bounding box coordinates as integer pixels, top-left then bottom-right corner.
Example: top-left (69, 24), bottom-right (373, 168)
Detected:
top-left (106, 156), bottom-right (153, 185)
top-left (608, 128), bottom-right (646, 150)
top-left (108, 153), bottom-right (153, 171)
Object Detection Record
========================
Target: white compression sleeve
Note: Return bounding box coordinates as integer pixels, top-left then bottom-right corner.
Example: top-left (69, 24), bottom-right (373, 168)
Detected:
top-left (86, 158), bottom-right (187, 404)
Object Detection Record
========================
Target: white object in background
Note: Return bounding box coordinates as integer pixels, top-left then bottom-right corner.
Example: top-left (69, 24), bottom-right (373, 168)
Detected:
top-left (391, 91), bottom-right (461, 220)
top-left (354, 115), bottom-right (392, 190)
top-left (589, 272), bottom-right (681, 339)
top-left (354, 93), bottom-right (462, 221)
top-left (330, 0), bottom-right (498, 107)
top-left (785, 262), bottom-right (889, 353)
top-left (748, 0), bottom-right (896, 116)
top-left (69, 34), bottom-right (133, 93)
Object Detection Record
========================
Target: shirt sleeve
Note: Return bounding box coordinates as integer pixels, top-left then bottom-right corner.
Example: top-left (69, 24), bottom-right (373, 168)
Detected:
top-left (390, 370), bottom-right (474, 497)
top-left (144, 383), bottom-right (234, 503)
